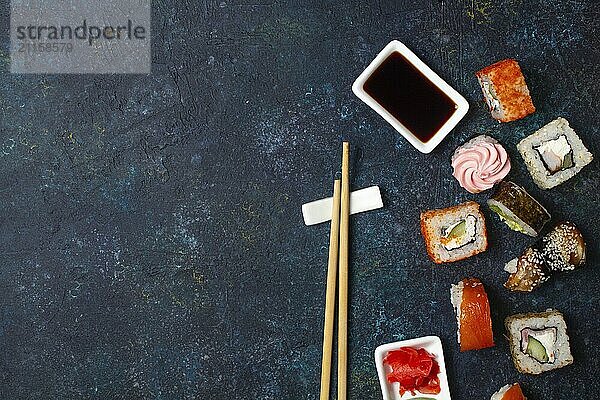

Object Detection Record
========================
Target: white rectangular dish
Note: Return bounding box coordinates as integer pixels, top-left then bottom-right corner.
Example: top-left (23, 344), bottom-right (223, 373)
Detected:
top-left (374, 336), bottom-right (451, 400)
top-left (352, 40), bottom-right (469, 154)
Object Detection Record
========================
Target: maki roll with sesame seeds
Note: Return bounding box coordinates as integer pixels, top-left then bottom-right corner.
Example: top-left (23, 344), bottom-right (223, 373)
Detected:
top-left (504, 221), bottom-right (586, 292)
top-left (504, 249), bottom-right (551, 292)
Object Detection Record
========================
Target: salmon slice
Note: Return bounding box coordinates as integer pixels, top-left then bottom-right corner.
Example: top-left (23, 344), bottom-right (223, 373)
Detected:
top-left (459, 278), bottom-right (495, 351)
top-left (502, 383), bottom-right (526, 400)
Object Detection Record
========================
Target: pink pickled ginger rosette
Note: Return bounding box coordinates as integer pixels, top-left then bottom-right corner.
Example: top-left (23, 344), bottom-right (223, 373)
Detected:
top-left (452, 136), bottom-right (511, 193)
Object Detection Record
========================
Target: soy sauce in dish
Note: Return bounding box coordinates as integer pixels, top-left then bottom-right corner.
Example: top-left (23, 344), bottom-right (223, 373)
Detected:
top-left (363, 51), bottom-right (457, 143)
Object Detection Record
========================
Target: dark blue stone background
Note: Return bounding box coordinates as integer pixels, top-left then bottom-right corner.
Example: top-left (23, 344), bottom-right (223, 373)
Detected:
top-left (0, 0), bottom-right (598, 399)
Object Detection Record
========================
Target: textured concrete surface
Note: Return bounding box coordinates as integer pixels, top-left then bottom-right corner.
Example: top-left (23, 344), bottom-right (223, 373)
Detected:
top-left (0, 0), bottom-right (598, 399)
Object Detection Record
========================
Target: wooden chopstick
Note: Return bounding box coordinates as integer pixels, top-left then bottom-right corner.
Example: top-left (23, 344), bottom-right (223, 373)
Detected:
top-left (319, 179), bottom-right (341, 400)
top-left (338, 142), bottom-right (350, 400)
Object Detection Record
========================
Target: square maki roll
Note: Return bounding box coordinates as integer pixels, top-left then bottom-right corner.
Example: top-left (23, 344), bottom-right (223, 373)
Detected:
top-left (505, 310), bottom-right (573, 374)
top-left (420, 201), bottom-right (488, 263)
top-left (476, 59), bottom-right (535, 122)
top-left (518, 117), bottom-right (593, 189)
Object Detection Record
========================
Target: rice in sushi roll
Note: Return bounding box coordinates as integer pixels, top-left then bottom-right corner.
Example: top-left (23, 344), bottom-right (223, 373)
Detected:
top-left (491, 383), bottom-right (527, 400)
top-left (504, 221), bottom-right (586, 292)
top-left (487, 181), bottom-right (550, 236)
top-left (518, 118), bottom-right (593, 189)
top-left (450, 278), bottom-right (495, 351)
top-left (505, 310), bottom-right (573, 374)
top-left (420, 201), bottom-right (488, 264)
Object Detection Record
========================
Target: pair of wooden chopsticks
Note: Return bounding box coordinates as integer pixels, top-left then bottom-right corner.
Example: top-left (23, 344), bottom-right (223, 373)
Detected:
top-left (320, 142), bottom-right (350, 400)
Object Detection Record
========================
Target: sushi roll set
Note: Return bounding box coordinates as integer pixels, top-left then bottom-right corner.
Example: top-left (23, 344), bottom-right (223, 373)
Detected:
top-left (413, 58), bottom-right (592, 395)
top-left (335, 47), bottom-right (595, 399)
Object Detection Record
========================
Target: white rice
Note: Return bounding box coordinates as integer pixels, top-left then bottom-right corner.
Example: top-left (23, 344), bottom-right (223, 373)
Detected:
top-left (450, 281), bottom-right (464, 345)
top-left (490, 384), bottom-right (512, 400)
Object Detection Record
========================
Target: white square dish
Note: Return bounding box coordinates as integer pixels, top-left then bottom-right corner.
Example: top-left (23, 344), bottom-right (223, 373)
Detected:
top-left (352, 40), bottom-right (469, 154)
top-left (374, 336), bottom-right (451, 400)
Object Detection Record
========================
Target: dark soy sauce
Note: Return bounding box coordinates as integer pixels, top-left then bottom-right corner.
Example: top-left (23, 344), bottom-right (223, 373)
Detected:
top-left (363, 52), bottom-right (457, 143)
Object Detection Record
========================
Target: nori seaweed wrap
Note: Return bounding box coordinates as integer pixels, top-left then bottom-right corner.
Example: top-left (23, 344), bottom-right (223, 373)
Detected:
top-left (487, 181), bottom-right (550, 236)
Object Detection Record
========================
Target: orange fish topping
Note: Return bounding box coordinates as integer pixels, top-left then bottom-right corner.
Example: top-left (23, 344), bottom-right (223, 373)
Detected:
top-left (459, 278), bottom-right (495, 351)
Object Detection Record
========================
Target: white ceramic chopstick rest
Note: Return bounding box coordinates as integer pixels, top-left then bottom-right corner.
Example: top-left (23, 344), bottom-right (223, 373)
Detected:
top-left (302, 185), bottom-right (383, 226)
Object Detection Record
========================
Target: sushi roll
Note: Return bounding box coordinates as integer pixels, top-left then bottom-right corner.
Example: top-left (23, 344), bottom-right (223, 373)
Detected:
top-left (491, 383), bottom-right (527, 400)
top-left (451, 135), bottom-right (511, 194)
top-left (450, 278), bottom-right (495, 351)
top-left (518, 117), bottom-right (593, 189)
top-left (487, 181), bottom-right (550, 236)
top-left (504, 221), bottom-right (586, 292)
top-left (476, 59), bottom-right (535, 122)
top-left (505, 310), bottom-right (573, 374)
top-left (420, 201), bottom-right (488, 263)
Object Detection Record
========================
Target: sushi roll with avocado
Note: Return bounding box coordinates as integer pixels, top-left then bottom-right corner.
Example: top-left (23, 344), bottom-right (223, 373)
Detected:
top-left (420, 201), bottom-right (488, 263)
top-left (488, 181), bottom-right (550, 236)
top-left (518, 118), bottom-right (593, 189)
top-left (491, 383), bottom-right (527, 400)
top-left (505, 310), bottom-right (573, 374)
top-left (505, 221), bottom-right (586, 292)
